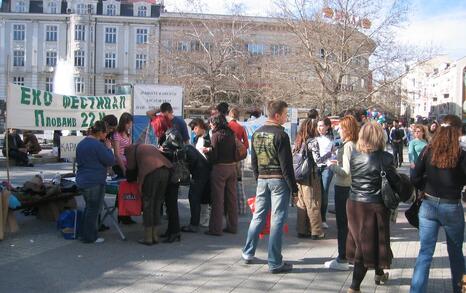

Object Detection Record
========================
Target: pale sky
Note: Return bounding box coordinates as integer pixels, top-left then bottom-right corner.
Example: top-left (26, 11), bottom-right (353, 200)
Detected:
top-left (164, 0), bottom-right (466, 60)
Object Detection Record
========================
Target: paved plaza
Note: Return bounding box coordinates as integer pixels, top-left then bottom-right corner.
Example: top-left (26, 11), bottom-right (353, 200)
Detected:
top-left (0, 162), bottom-right (463, 293)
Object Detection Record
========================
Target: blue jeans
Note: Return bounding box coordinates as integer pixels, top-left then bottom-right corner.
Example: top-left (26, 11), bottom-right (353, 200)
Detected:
top-left (80, 185), bottom-right (105, 243)
top-left (319, 167), bottom-right (333, 222)
top-left (410, 199), bottom-right (465, 293)
top-left (242, 179), bottom-right (290, 270)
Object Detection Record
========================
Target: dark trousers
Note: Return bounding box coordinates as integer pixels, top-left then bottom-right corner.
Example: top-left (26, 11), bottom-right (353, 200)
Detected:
top-left (9, 149), bottom-right (29, 165)
top-left (165, 183), bottom-right (181, 235)
top-left (391, 142), bottom-right (403, 167)
top-left (81, 185), bottom-right (105, 242)
top-left (209, 164), bottom-right (237, 234)
top-left (334, 185), bottom-right (350, 261)
top-left (141, 168), bottom-right (169, 227)
top-left (188, 174), bottom-right (210, 226)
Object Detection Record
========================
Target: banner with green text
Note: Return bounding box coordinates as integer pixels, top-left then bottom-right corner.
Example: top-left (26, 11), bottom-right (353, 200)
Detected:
top-left (7, 84), bottom-right (132, 130)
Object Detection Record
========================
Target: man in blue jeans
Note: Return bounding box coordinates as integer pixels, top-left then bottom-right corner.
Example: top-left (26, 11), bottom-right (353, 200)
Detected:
top-left (242, 100), bottom-right (298, 274)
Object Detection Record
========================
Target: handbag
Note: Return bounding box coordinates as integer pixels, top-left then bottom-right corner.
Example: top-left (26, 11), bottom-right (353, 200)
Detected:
top-left (117, 180), bottom-right (142, 216)
top-left (405, 198), bottom-right (422, 228)
top-left (234, 137), bottom-right (247, 162)
top-left (293, 143), bottom-right (311, 185)
top-left (379, 154), bottom-right (400, 210)
top-left (126, 144), bottom-right (140, 183)
top-left (170, 149), bottom-right (190, 185)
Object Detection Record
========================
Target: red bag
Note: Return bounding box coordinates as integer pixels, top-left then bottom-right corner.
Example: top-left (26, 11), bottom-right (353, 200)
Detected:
top-left (118, 181), bottom-right (142, 216)
top-left (247, 196), bottom-right (289, 239)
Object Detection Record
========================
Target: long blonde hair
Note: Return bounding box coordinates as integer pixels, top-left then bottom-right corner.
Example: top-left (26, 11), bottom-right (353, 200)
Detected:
top-left (356, 121), bottom-right (385, 153)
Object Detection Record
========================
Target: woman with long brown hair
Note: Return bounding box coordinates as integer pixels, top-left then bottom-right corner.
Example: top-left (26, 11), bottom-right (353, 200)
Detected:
top-left (325, 115), bottom-right (358, 270)
top-left (410, 115), bottom-right (466, 293)
top-left (293, 118), bottom-right (324, 239)
top-left (347, 122), bottom-right (408, 292)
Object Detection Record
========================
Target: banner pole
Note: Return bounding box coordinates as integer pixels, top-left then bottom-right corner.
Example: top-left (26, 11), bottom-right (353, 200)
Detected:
top-left (5, 83), bottom-right (10, 183)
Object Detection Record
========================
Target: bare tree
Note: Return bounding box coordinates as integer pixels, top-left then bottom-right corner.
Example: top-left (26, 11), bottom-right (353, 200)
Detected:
top-left (157, 10), bottom-right (261, 107)
top-left (275, 0), bottom-right (434, 115)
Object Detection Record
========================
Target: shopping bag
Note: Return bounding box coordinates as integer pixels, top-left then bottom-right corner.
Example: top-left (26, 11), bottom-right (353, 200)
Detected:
top-left (247, 196), bottom-right (289, 239)
top-left (118, 181), bottom-right (142, 216)
top-left (57, 209), bottom-right (82, 240)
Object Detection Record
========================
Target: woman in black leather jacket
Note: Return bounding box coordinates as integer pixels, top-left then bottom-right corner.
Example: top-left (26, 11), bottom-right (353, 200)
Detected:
top-left (347, 121), bottom-right (407, 293)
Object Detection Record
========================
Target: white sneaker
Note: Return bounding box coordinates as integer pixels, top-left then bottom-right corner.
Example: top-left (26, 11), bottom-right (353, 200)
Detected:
top-left (324, 259), bottom-right (349, 271)
top-left (94, 237), bottom-right (105, 244)
top-left (322, 222), bottom-right (329, 229)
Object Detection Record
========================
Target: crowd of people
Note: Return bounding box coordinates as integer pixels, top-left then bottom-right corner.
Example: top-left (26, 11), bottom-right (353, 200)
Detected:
top-left (69, 100), bottom-right (466, 292)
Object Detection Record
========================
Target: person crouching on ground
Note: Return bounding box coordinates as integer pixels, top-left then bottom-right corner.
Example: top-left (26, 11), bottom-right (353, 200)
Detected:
top-left (125, 144), bottom-right (172, 245)
top-left (242, 100), bottom-right (298, 274)
top-left (76, 121), bottom-right (115, 244)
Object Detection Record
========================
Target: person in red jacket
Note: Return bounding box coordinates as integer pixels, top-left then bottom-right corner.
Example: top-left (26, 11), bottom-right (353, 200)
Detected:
top-left (228, 106), bottom-right (249, 149)
top-left (228, 106), bottom-right (249, 214)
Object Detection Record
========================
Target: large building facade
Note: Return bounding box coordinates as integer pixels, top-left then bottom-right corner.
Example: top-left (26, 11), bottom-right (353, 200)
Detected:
top-left (0, 0), bottom-right (373, 125)
top-left (0, 0), bottom-right (161, 99)
top-left (401, 55), bottom-right (466, 121)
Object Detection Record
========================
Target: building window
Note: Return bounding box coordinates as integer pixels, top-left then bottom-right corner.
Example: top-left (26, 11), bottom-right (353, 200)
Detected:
top-left (74, 77), bottom-right (84, 94)
top-left (176, 41), bottom-right (189, 52)
top-left (15, 1), bottom-right (26, 12)
top-left (444, 94), bottom-right (449, 99)
top-left (105, 27), bottom-right (117, 44)
top-left (320, 48), bottom-right (325, 59)
top-left (13, 24), bottom-right (25, 41)
top-left (137, 6), bottom-right (147, 17)
top-left (135, 54), bottom-right (146, 70)
top-left (74, 50), bottom-right (85, 67)
top-left (247, 44), bottom-right (265, 55)
top-left (136, 28), bottom-right (148, 44)
top-left (106, 4), bottom-right (116, 16)
top-left (13, 76), bottom-right (25, 85)
top-left (271, 44), bottom-right (290, 56)
top-left (104, 52), bottom-right (116, 68)
top-left (45, 77), bottom-right (53, 91)
top-left (48, 1), bottom-right (58, 13)
top-left (74, 24), bottom-right (85, 41)
top-left (46, 25), bottom-right (58, 42)
top-left (46, 51), bottom-right (57, 67)
top-left (104, 79), bottom-right (116, 94)
top-left (13, 50), bottom-right (25, 67)
top-left (77, 3), bottom-right (87, 15)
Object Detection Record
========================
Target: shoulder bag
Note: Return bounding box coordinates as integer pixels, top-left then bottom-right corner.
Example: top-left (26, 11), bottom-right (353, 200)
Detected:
top-left (234, 137), bottom-right (247, 162)
top-left (379, 153), bottom-right (400, 210)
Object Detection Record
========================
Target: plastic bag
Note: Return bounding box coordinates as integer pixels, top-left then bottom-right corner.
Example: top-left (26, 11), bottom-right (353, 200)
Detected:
top-left (247, 196), bottom-right (288, 239)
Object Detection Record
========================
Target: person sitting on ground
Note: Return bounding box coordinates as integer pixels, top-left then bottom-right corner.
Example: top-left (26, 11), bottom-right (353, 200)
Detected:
top-left (23, 131), bottom-right (41, 155)
top-left (2, 128), bottom-right (33, 167)
top-left (76, 121), bottom-right (115, 244)
top-left (23, 131), bottom-right (42, 155)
